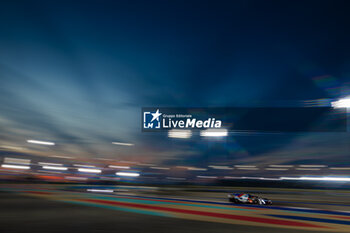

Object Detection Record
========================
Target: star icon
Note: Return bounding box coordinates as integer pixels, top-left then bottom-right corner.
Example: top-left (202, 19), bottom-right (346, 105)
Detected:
top-left (151, 109), bottom-right (162, 122)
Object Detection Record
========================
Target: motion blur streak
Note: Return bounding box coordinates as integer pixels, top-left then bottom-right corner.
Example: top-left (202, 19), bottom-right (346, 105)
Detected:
top-left (187, 167), bottom-right (207, 171)
top-left (168, 130), bottom-right (192, 139)
top-left (330, 167), bottom-right (350, 170)
top-left (237, 167), bottom-right (259, 170)
top-left (4, 158), bottom-right (30, 165)
top-left (1, 164), bottom-right (30, 169)
top-left (269, 165), bottom-right (294, 168)
top-left (265, 168), bottom-right (289, 171)
top-left (78, 168), bottom-right (101, 173)
top-left (280, 177), bottom-right (350, 182)
top-left (73, 164), bottom-right (96, 168)
top-left (108, 165), bottom-right (130, 169)
top-left (296, 168), bottom-right (321, 171)
top-left (299, 165), bottom-right (327, 168)
top-left (87, 189), bottom-right (114, 193)
top-left (116, 172), bottom-right (140, 177)
top-left (42, 166), bottom-right (68, 171)
top-left (112, 142), bottom-right (134, 146)
top-left (200, 129), bottom-right (228, 137)
top-left (150, 167), bottom-right (170, 170)
top-left (208, 165), bottom-right (233, 170)
top-left (197, 176), bottom-right (218, 179)
top-left (39, 162), bottom-right (63, 166)
top-left (26, 140), bottom-right (55, 146)
top-left (300, 177), bottom-right (350, 182)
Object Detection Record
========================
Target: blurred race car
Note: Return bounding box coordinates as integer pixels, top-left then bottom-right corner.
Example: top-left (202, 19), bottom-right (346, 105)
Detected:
top-left (228, 193), bottom-right (272, 205)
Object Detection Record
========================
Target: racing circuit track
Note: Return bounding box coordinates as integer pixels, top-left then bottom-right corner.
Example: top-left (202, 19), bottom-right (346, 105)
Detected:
top-left (1, 184), bottom-right (350, 233)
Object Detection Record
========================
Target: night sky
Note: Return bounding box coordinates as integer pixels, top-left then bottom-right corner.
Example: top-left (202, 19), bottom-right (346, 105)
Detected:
top-left (0, 0), bottom-right (349, 166)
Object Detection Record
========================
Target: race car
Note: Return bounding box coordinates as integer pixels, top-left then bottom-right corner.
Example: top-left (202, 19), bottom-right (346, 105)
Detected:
top-left (228, 193), bottom-right (272, 205)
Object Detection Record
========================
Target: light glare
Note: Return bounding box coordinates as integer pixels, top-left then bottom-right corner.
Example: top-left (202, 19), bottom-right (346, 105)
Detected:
top-left (331, 97), bottom-right (350, 108)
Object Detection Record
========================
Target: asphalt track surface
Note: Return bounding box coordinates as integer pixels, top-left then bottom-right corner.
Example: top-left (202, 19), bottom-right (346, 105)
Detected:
top-left (1, 184), bottom-right (350, 233)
